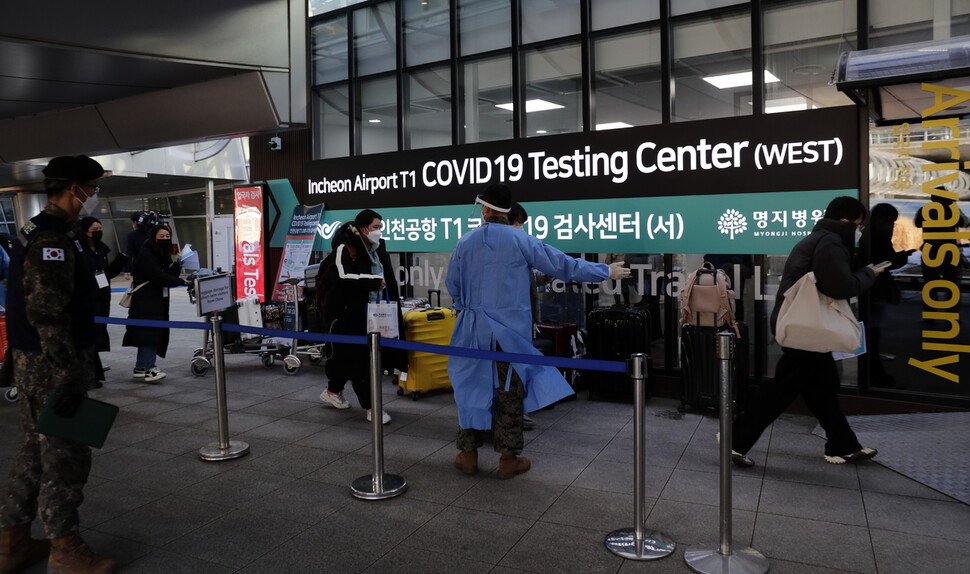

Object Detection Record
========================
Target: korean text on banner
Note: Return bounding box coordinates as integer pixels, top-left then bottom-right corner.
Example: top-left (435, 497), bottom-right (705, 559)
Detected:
top-left (234, 186), bottom-right (264, 302)
top-left (272, 203), bottom-right (325, 303)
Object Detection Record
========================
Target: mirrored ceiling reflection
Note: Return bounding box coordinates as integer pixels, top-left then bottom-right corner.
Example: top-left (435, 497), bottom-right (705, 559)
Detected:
top-left (870, 121), bottom-right (970, 202)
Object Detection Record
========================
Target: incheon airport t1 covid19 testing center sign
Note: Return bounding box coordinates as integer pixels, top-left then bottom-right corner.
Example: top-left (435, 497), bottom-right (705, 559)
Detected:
top-left (304, 107), bottom-right (860, 254)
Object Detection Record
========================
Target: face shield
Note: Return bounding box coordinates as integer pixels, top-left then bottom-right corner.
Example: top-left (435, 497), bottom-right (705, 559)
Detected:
top-left (473, 195), bottom-right (511, 218)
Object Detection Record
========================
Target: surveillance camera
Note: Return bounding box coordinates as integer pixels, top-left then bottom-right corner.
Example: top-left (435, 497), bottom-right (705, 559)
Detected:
top-left (269, 136), bottom-right (282, 151)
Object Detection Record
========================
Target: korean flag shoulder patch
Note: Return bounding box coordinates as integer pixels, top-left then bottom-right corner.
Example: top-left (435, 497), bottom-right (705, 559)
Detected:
top-left (42, 247), bottom-right (65, 261)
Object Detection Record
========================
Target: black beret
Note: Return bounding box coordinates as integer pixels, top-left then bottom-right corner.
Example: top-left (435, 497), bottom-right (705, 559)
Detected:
top-left (42, 155), bottom-right (104, 182)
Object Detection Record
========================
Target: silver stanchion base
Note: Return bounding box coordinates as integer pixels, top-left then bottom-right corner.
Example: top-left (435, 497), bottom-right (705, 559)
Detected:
top-left (351, 474), bottom-right (408, 500)
top-left (199, 441), bottom-right (250, 461)
top-left (684, 544), bottom-right (769, 574)
top-left (604, 527), bottom-right (676, 560)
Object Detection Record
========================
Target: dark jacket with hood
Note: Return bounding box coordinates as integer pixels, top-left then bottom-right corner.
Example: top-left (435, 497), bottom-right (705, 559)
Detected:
top-left (770, 218), bottom-right (876, 335)
top-left (122, 241), bottom-right (184, 357)
top-left (322, 222), bottom-right (408, 378)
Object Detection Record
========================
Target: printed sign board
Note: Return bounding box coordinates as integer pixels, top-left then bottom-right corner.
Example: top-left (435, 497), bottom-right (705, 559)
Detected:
top-left (271, 203), bottom-right (325, 302)
top-left (305, 107), bottom-right (860, 254)
top-left (234, 186), bottom-right (264, 301)
top-left (195, 273), bottom-right (234, 316)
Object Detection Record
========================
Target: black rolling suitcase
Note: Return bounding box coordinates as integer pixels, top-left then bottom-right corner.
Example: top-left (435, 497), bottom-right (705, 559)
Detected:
top-left (679, 322), bottom-right (748, 412)
top-left (584, 306), bottom-right (650, 401)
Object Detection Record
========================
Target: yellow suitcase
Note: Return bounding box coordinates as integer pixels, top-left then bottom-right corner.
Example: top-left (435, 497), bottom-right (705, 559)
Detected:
top-left (398, 307), bottom-right (456, 399)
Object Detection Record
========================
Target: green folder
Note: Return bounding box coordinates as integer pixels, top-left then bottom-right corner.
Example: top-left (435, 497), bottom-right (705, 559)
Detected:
top-left (35, 396), bottom-right (119, 449)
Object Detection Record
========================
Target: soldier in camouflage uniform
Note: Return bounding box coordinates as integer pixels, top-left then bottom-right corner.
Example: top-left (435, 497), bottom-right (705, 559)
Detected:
top-left (455, 356), bottom-right (526, 459)
top-left (447, 184), bottom-right (623, 480)
top-left (0, 156), bottom-right (117, 574)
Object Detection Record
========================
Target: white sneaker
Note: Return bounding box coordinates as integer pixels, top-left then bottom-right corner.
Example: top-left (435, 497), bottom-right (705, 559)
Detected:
top-left (144, 368), bottom-right (166, 383)
top-left (320, 390), bottom-right (350, 409)
top-left (366, 409), bottom-right (391, 425)
top-left (825, 447), bottom-right (877, 465)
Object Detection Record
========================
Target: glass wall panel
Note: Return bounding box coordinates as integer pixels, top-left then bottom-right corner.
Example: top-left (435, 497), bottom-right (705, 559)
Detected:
top-left (169, 191), bottom-right (206, 216)
top-left (764, 0), bottom-right (856, 113)
top-left (312, 15), bottom-right (349, 85)
top-left (458, 0), bottom-right (511, 56)
top-left (355, 1), bottom-right (397, 76)
top-left (523, 43), bottom-right (583, 137)
top-left (672, 0), bottom-right (749, 16)
top-left (956, 0), bottom-right (970, 36)
top-left (311, 0), bottom-right (368, 17)
top-left (404, 0), bottom-right (450, 66)
top-left (868, 0), bottom-right (970, 47)
top-left (593, 28), bottom-right (663, 129)
top-left (0, 198), bottom-right (16, 235)
top-left (214, 188), bottom-right (235, 215)
top-left (672, 11), bottom-right (752, 122)
top-left (360, 76), bottom-right (399, 154)
top-left (521, 0), bottom-right (581, 45)
top-left (462, 55), bottom-right (513, 143)
top-left (408, 66), bottom-right (452, 149)
top-left (592, 0), bottom-right (660, 31)
top-left (867, 122), bottom-right (970, 399)
top-left (173, 217), bottom-right (210, 270)
top-left (404, 253), bottom-right (454, 306)
top-left (313, 84), bottom-right (351, 159)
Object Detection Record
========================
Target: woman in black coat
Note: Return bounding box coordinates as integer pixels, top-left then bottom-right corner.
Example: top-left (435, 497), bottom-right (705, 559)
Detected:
top-left (319, 210), bottom-right (404, 424)
top-left (79, 216), bottom-right (127, 385)
top-left (122, 223), bottom-right (187, 383)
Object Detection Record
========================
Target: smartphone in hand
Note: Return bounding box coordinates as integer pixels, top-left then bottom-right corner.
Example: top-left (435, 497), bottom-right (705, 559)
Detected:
top-left (872, 261), bottom-right (892, 271)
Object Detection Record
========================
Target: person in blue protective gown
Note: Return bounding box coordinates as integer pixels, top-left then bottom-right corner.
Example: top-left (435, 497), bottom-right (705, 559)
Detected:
top-left (447, 183), bottom-right (630, 479)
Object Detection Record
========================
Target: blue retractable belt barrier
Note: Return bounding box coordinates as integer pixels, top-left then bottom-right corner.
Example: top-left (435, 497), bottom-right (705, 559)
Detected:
top-left (94, 316), bottom-right (628, 373)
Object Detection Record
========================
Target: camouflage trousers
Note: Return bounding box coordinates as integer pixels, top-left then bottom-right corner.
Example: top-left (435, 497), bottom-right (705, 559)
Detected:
top-left (0, 348), bottom-right (93, 538)
top-left (456, 360), bottom-right (524, 455)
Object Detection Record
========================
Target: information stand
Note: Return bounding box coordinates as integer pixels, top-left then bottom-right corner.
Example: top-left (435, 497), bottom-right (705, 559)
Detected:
top-left (195, 274), bottom-right (250, 461)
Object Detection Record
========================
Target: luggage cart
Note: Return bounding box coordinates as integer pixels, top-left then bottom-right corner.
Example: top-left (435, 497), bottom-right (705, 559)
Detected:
top-left (187, 279), bottom-right (300, 376)
top-left (279, 277), bottom-right (327, 369)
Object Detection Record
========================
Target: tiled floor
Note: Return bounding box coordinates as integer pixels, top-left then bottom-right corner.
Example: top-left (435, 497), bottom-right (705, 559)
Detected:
top-left (0, 287), bottom-right (968, 573)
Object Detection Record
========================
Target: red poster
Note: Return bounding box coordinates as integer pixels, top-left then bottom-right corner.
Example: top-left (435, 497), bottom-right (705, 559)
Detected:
top-left (234, 186), bottom-right (264, 302)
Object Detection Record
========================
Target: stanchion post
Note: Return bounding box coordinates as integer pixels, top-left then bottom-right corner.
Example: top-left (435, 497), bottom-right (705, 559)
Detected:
top-left (604, 353), bottom-right (675, 561)
top-left (199, 313), bottom-right (250, 461)
top-left (718, 332), bottom-right (733, 557)
top-left (351, 332), bottom-right (407, 500)
top-left (684, 332), bottom-right (768, 574)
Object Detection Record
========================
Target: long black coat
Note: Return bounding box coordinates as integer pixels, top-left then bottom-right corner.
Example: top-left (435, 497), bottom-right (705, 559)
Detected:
top-left (322, 224), bottom-right (408, 380)
top-left (81, 242), bottom-right (126, 351)
top-left (122, 244), bottom-right (184, 357)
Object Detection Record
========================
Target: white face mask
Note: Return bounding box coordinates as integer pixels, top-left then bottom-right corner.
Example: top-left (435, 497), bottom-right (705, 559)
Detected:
top-left (366, 228), bottom-right (382, 245)
top-left (854, 228), bottom-right (862, 243)
top-left (75, 189), bottom-right (99, 217)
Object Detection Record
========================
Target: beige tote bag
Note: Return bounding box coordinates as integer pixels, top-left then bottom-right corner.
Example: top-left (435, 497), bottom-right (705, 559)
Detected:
top-left (775, 272), bottom-right (861, 353)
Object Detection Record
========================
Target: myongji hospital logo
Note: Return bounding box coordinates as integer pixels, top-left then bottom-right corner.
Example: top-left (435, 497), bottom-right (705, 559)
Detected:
top-left (717, 209), bottom-right (748, 240)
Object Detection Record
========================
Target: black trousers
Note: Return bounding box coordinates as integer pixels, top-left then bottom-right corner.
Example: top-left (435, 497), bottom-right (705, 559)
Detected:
top-left (732, 347), bottom-right (862, 457)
